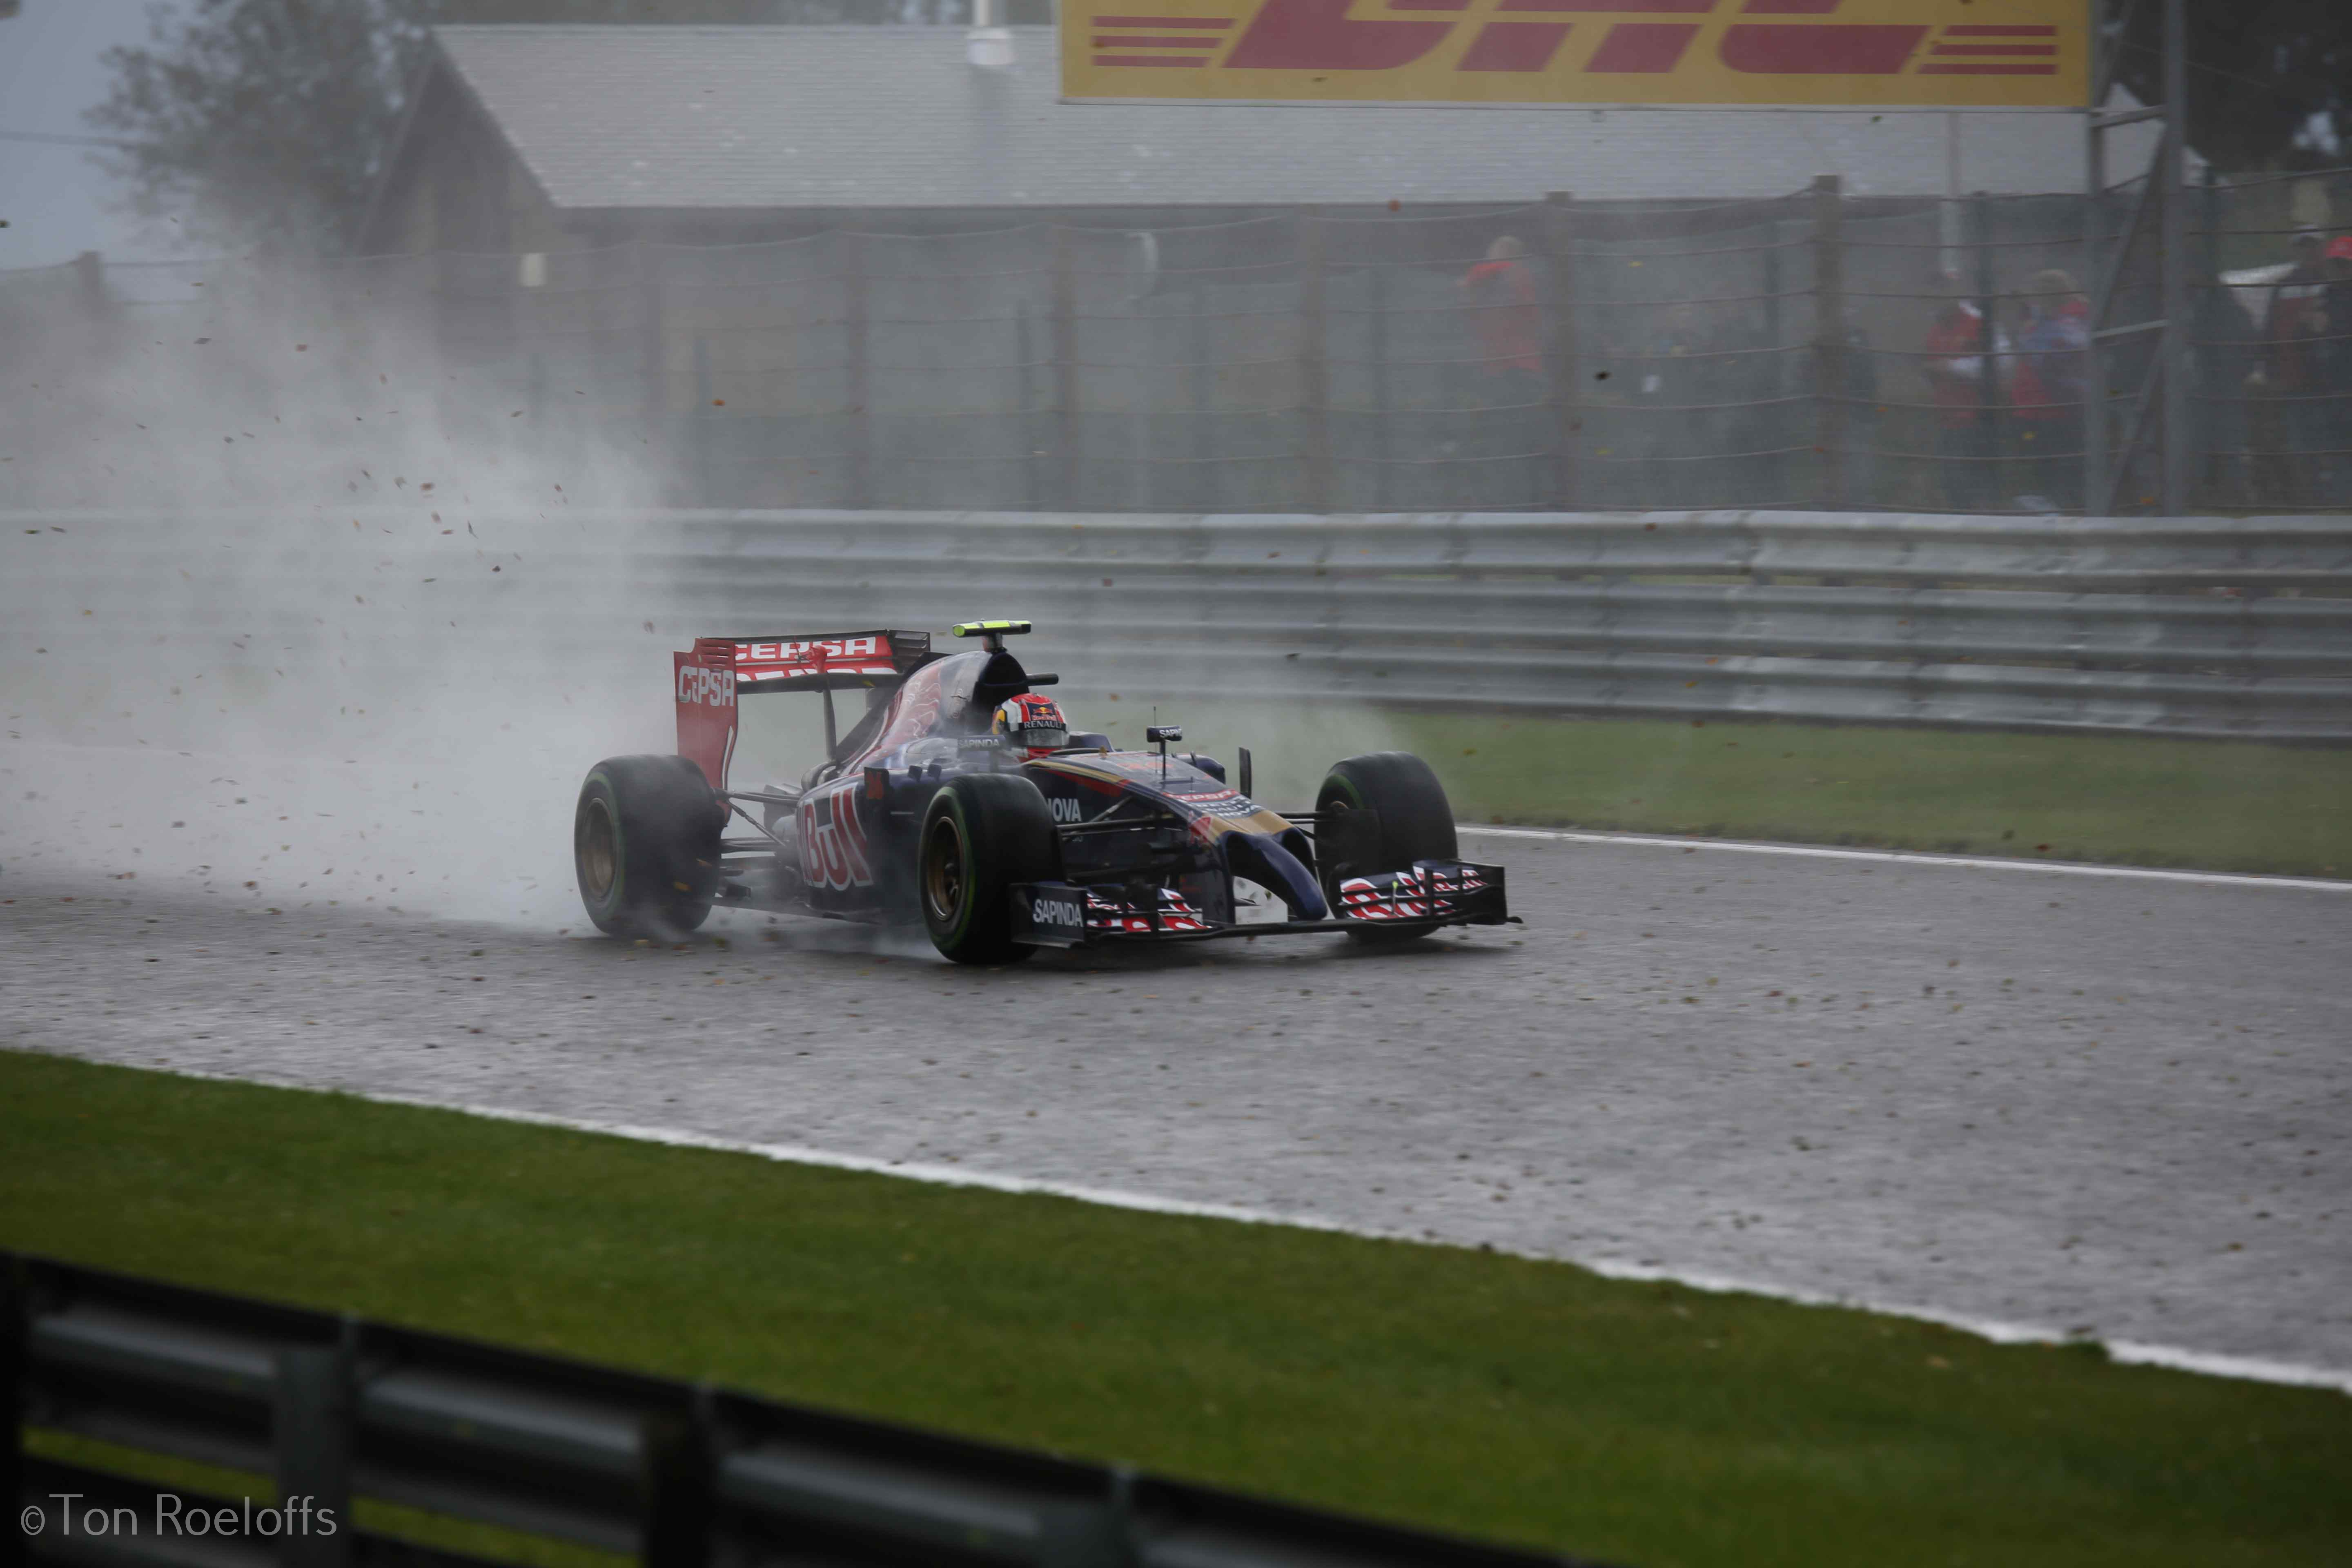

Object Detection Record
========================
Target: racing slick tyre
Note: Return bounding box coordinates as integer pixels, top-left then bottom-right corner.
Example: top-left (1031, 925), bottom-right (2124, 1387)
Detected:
top-left (574, 755), bottom-right (726, 938)
top-left (919, 772), bottom-right (1060, 966)
top-left (1315, 751), bottom-right (1458, 945)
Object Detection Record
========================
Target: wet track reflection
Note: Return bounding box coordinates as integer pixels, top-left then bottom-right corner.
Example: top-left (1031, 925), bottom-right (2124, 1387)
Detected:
top-left (5, 831), bottom-right (2349, 1376)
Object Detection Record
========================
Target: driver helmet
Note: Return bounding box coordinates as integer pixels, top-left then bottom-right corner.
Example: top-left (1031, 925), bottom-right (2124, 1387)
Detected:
top-left (992, 693), bottom-right (1069, 757)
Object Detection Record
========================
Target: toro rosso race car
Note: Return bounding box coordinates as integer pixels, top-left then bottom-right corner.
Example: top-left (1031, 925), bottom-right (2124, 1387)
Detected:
top-left (571, 620), bottom-right (1511, 963)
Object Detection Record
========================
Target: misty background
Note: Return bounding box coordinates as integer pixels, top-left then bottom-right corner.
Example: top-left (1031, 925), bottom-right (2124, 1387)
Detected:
top-left (2, 0), bottom-right (2348, 928)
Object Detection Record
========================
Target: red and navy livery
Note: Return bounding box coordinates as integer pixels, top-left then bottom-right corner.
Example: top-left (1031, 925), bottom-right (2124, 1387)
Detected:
top-left (573, 619), bottom-right (1512, 963)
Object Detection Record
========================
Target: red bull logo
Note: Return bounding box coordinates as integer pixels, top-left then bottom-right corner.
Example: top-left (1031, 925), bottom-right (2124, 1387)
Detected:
top-left (1065, 0), bottom-right (2082, 107)
top-left (800, 786), bottom-right (877, 891)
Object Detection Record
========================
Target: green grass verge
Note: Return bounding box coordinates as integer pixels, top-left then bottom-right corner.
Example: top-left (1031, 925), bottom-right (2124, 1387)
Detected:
top-left (1385, 713), bottom-right (2352, 878)
top-left (1056, 699), bottom-right (2352, 878)
top-left (4, 1051), bottom-right (2347, 1568)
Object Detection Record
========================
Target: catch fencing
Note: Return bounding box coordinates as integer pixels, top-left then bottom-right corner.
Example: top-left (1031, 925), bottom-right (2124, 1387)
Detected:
top-left (4, 167), bottom-right (2347, 518)
top-left (2186, 167), bottom-right (2352, 514)
top-left (2, 1251), bottom-right (1607, 1568)
top-left (7, 508), bottom-right (2346, 744)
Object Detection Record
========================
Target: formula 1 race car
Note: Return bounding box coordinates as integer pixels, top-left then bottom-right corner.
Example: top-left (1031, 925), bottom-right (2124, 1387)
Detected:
top-left (571, 621), bottom-right (1511, 962)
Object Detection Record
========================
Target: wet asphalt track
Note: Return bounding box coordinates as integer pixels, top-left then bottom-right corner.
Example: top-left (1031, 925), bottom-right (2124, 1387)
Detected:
top-left (5, 830), bottom-right (2348, 1377)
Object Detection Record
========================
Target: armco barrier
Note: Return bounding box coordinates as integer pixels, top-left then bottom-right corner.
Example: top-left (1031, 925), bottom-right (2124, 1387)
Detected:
top-left (7, 510), bottom-right (2350, 742)
top-left (2, 1253), bottom-right (1612, 1568)
top-left (657, 510), bottom-right (2352, 742)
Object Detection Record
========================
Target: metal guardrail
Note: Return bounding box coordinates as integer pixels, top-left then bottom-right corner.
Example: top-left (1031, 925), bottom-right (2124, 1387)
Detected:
top-left (657, 510), bottom-right (2352, 743)
top-left (8, 509), bottom-right (2350, 742)
top-left (3, 1253), bottom-right (1609, 1568)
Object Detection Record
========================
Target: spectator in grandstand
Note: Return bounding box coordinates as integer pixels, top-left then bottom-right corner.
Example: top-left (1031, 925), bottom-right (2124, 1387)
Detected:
top-left (1458, 235), bottom-right (1545, 395)
top-left (2190, 255), bottom-right (2260, 507)
top-left (2326, 235), bottom-right (2352, 362)
top-left (2010, 268), bottom-right (2089, 511)
top-left (2253, 230), bottom-right (2332, 504)
top-left (2323, 236), bottom-right (2352, 503)
top-left (2326, 235), bottom-right (2352, 315)
top-left (1457, 235), bottom-right (1548, 502)
top-left (1920, 271), bottom-right (2007, 512)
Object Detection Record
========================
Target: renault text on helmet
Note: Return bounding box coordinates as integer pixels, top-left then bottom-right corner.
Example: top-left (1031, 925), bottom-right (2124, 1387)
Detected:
top-left (993, 693), bottom-right (1069, 757)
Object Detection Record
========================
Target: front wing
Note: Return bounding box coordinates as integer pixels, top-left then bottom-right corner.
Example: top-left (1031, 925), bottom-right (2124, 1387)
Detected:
top-left (1009, 860), bottom-right (1511, 947)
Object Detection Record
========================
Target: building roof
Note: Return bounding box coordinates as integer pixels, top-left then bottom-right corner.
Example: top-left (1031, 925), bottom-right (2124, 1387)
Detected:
top-left (434, 24), bottom-right (2140, 211)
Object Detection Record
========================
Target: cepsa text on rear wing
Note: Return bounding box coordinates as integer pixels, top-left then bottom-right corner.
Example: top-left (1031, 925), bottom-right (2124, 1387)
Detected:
top-left (674, 629), bottom-right (932, 788)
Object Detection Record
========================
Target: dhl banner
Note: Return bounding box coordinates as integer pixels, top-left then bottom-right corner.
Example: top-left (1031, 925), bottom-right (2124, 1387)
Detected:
top-left (1061, 0), bottom-right (2087, 109)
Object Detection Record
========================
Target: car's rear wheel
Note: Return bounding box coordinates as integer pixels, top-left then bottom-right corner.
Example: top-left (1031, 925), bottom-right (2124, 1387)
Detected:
top-left (919, 773), bottom-right (1059, 965)
top-left (1316, 751), bottom-right (1457, 944)
top-left (574, 755), bottom-right (725, 938)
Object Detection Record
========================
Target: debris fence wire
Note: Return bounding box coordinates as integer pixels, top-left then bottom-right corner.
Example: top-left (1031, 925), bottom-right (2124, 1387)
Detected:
top-left (3, 169), bottom-right (2348, 515)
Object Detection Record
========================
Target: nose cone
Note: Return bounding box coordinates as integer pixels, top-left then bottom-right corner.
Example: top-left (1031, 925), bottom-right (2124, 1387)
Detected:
top-left (1224, 831), bottom-right (1329, 922)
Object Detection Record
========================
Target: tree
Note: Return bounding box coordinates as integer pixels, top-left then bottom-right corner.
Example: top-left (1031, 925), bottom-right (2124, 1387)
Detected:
top-left (2116, 0), bottom-right (2351, 171)
top-left (87, 0), bottom-right (436, 257)
top-left (87, 0), bottom-right (1025, 256)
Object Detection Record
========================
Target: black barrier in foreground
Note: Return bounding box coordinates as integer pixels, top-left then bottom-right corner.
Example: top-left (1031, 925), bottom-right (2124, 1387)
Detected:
top-left (3, 1253), bottom-right (1617, 1568)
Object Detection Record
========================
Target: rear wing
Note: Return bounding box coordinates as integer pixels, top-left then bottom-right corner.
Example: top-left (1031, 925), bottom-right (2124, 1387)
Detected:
top-left (675, 630), bottom-right (933, 789)
top-left (715, 630), bottom-right (933, 693)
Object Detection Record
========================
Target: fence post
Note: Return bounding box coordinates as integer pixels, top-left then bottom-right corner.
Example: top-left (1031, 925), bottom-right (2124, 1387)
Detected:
top-left (1191, 281), bottom-right (1214, 510)
top-left (1, 1256), bottom-right (23, 1568)
top-left (1054, 226), bottom-right (1080, 510)
top-left (2155, 0), bottom-right (2189, 516)
top-left (1544, 191), bottom-right (1579, 510)
top-left (2194, 164), bottom-right (2222, 506)
top-left (2082, 84), bottom-right (2107, 515)
top-left (842, 230), bottom-right (872, 509)
top-left (1971, 192), bottom-right (2010, 513)
top-left (640, 1399), bottom-right (711, 1568)
top-left (1368, 258), bottom-right (1392, 511)
top-left (274, 1341), bottom-right (353, 1568)
top-left (1810, 174), bottom-right (1849, 509)
top-left (1762, 229), bottom-right (1788, 508)
top-left (1298, 206), bottom-right (1333, 513)
top-left (1017, 299), bottom-right (1042, 509)
top-left (692, 334), bottom-right (713, 507)
top-left (1132, 284), bottom-right (1154, 512)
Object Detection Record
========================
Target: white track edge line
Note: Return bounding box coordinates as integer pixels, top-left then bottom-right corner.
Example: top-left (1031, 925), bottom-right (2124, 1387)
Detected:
top-left (1457, 825), bottom-right (2352, 892)
top-left (72, 1056), bottom-right (2352, 1399)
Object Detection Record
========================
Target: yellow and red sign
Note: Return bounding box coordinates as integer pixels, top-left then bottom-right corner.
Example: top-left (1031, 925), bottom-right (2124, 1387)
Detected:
top-left (1062, 0), bottom-right (2086, 108)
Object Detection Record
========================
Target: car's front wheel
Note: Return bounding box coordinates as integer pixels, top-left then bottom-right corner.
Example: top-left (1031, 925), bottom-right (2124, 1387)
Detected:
top-left (919, 773), bottom-right (1059, 964)
top-left (1316, 751), bottom-right (1458, 944)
